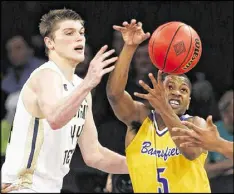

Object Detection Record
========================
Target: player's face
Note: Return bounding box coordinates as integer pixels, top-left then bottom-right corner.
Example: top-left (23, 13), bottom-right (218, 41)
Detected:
top-left (164, 75), bottom-right (191, 116)
top-left (50, 20), bottom-right (86, 65)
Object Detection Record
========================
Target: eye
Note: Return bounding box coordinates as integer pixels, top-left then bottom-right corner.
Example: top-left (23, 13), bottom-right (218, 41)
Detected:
top-left (65, 31), bottom-right (74, 36)
top-left (181, 88), bottom-right (188, 93)
top-left (80, 31), bottom-right (85, 36)
top-left (168, 85), bottom-right (173, 90)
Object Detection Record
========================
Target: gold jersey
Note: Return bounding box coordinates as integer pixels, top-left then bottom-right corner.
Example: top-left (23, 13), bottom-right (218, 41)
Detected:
top-left (126, 111), bottom-right (211, 193)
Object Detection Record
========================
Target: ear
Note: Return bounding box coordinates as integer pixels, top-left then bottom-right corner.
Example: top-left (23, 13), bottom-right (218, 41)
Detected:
top-left (186, 97), bottom-right (191, 110)
top-left (44, 37), bottom-right (54, 51)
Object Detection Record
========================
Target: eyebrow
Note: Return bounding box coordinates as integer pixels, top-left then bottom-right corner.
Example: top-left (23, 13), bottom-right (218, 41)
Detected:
top-left (167, 81), bottom-right (189, 88)
top-left (181, 83), bottom-right (189, 88)
top-left (62, 27), bottom-right (85, 31)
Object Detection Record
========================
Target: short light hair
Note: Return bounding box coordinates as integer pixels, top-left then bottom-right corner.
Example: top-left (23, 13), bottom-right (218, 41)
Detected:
top-left (39, 8), bottom-right (84, 56)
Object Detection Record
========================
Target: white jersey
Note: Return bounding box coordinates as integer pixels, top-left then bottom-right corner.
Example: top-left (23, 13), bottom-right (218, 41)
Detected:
top-left (1, 61), bottom-right (89, 192)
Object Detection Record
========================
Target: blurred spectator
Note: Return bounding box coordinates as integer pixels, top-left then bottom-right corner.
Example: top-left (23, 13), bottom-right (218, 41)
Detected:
top-left (190, 72), bottom-right (220, 121)
top-left (1, 35), bottom-right (45, 165)
top-left (4, 91), bottom-right (20, 124)
top-left (0, 60), bottom-right (9, 120)
top-left (2, 35), bottom-right (45, 95)
top-left (1, 91), bottom-right (20, 167)
top-left (205, 90), bottom-right (233, 193)
top-left (31, 34), bottom-right (47, 60)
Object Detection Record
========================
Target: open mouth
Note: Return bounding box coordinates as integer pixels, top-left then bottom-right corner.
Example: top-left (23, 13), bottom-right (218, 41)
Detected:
top-left (74, 45), bottom-right (84, 52)
top-left (169, 99), bottom-right (180, 109)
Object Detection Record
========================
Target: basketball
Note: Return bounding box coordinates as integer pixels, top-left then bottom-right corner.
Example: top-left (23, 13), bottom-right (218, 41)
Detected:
top-left (148, 21), bottom-right (202, 74)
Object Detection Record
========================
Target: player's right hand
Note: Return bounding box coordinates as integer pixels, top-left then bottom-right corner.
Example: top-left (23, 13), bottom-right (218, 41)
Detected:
top-left (113, 19), bottom-right (150, 46)
top-left (84, 45), bottom-right (118, 89)
top-left (1, 183), bottom-right (19, 193)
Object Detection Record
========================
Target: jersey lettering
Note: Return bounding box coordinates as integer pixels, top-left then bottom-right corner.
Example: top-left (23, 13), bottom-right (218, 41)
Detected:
top-left (63, 148), bottom-right (75, 165)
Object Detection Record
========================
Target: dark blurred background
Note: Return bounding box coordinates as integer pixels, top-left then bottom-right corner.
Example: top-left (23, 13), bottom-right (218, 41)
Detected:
top-left (1, 1), bottom-right (233, 193)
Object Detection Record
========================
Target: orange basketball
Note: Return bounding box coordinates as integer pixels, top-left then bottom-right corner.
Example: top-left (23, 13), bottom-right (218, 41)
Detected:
top-left (148, 21), bottom-right (202, 74)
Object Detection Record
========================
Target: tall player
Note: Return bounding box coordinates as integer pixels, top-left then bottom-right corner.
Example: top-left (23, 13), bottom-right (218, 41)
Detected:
top-left (1, 9), bottom-right (128, 193)
top-left (106, 19), bottom-right (211, 192)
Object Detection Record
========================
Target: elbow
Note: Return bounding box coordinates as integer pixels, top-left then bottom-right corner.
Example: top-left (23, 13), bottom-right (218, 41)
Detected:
top-left (182, 151), bottom-right (199, 161)
top-left (83, 154), bottom-right (100, 168)
top-left (106, 85), bottom-right (121, 102)
top-left (47, 116), bottom-right (61, 130)
top-left (50, 122), bottom-right (60, 130)
top-left (83, 146), bottom-right (103, 168)
top-left (106, 90), bottom-right (121, 104)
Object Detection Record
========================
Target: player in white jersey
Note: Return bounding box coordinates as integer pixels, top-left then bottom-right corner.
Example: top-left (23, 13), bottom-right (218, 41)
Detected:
top-left (1, 9), bottom-right (128, 193)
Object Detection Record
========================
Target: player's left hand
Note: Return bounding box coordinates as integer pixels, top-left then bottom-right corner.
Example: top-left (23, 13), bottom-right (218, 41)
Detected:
top-left (134, 70), bottom-right (170, 112)
top-left (113, 19), bottom-right (150, 46)
top-left (172, 115), bottom-right (222, 150)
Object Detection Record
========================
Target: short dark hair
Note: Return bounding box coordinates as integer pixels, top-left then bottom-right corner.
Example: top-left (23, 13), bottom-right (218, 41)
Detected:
top-left (39, 8), bottom-right (84, 56)
top-left (161, 73), bottom-right (192, 91)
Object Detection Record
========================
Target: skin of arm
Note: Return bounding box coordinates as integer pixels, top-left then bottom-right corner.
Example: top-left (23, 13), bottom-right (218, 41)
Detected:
top-left (33, 45), bottom-right (118, 130)
top-left (172, 116), bottom-right (234, 161)
top-left (216, 139), bottom-right (233, 161)
top-left (34, 69), bottom-right (92, 130)
top-left (78, 93), bottom-right (128, 174)
top-left (106, 44), bottom-right (147, 125)
top-left (106, 20), bottom-right (151, 126)
top-left (160, 106), bottom-right (206, 160)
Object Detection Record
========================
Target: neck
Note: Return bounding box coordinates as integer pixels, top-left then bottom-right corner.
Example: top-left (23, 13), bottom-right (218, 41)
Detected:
top-left (49, 53), bottom-right (78, 82)
top-left (155, 113), bottom-right (167, 130)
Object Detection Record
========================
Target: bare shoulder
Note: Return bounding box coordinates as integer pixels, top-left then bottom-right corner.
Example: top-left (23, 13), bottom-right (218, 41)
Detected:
top-left (21, 68), bottom-right (63, 118)
top-left (125, 103), bottom-right (150, 148)
top-left (136, 101), bottom-right (151, 123)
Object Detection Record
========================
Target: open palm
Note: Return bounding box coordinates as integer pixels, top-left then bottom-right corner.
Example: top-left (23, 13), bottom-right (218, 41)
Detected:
top-left (113, 19), bottom-right (150, 46)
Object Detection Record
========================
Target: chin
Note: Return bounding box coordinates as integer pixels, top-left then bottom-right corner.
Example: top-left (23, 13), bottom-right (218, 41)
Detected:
top-left (172, 108), bottom-right (183, 116)
top-left (72, 55), bottom-right (85, 64)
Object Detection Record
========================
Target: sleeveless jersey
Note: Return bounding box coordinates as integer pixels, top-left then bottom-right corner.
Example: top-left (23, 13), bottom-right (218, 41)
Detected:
top-left (126, 111), bottom-right (211, 193)
top-left (1, 61), bottom-right (89, 192)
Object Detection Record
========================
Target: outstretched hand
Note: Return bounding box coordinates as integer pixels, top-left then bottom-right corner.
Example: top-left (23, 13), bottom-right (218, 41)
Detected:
top-left (85, 45), bottom-right (118, 89)
top-left (172, 116), bottom-right (222, 151)
top-left (134, 70), bottom-right (170, 113)
top-left (113, 19), bottom-right (150, 46)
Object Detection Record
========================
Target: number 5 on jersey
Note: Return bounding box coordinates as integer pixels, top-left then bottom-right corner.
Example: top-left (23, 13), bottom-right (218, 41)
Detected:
top-left (157, 168), bottom-right (169, 193)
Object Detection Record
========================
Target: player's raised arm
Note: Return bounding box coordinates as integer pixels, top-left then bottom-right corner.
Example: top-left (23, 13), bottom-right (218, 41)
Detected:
top-left (106, 19), bottom-right (150, 126)
top-left (35, 45), bottom-right (117, 130)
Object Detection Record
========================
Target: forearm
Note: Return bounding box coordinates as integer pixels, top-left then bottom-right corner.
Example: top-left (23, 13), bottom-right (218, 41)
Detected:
top-left (50, 81), bottom-right (91, 129)
top-left (107, 44), bottom-right (137, 98)
top-left (216, 139), bottom-right (234, 161)
top-left (90, 145), bottom-right (128, 174)
top-left (160, 106), bottom-right (202, 160)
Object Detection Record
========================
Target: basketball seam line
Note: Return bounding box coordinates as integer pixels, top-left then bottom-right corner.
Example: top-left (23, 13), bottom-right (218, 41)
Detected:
top-left (162, 24), bottom-right (185, 71)
top-left (150, 22), bottom-right (174, 67)
top-left (171, 26), bottom-right (193, 73)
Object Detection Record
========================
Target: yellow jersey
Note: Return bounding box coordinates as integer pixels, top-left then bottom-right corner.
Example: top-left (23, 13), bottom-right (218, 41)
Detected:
top-left (126, 111), bottom-right (211, 193)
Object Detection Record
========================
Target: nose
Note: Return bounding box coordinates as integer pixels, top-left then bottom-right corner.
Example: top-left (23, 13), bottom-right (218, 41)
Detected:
top-left (171, 89), bottom-right (181, 97)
